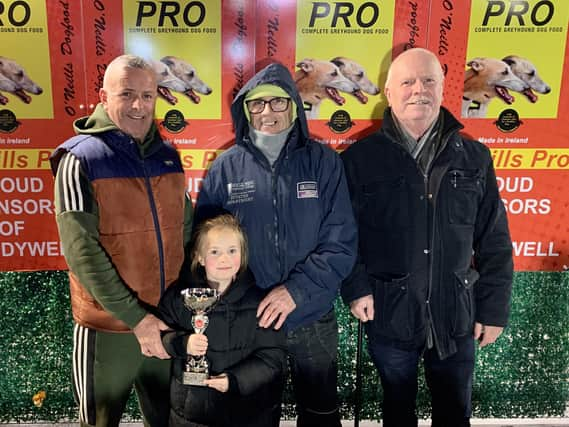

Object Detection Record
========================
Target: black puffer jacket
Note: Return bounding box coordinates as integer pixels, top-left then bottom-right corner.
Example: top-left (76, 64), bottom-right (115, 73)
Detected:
top-left (159, 269), bottom-right (286, 426)
top-left (341, 107), bottom-right (513, 360)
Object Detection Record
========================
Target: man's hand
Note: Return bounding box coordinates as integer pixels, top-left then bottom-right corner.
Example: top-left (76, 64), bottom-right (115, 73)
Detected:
top-left (187, 333), bottom-right (208, 356)
top-left (349, 295), bottom-right (375, 322)
top-left (474, 322), bottom-right (504, 348)
top-left (204, 373), bottom-right (229, 393)
top-left (257, 285), bottom-right (297, 330)
top-left (133, 313), bottom-right (171, 359)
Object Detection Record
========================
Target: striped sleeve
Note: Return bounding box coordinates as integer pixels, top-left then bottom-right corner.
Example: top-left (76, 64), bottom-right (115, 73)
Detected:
top-left (55, 152), bottom-right (93, 215)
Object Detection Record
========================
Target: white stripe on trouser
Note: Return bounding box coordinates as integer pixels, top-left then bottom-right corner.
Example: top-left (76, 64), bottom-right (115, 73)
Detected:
top-left (72, 324), bottom-right (89, 424)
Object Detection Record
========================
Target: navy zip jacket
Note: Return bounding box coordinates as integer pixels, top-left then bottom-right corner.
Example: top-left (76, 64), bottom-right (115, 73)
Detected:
top-left (341, 107), bottom-right (513, 359)
top-left (195, 63), bottom-right (357, 331)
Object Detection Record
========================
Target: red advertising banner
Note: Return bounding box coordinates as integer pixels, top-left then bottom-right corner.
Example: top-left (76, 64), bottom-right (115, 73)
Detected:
top-left (428, 0), bottom-right (569, 270)
top-left (0, 0), bottom-right (567, 271)
top-left (256, 0), bottom-right (396, 149)
top-left (392, 0), bottom-right (431, 56)
top-left (0, 0), bottom-right (86, 271)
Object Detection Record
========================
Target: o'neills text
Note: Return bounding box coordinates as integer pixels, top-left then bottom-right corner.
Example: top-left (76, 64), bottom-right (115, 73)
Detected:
top-left (266, 0), bottom-right (280, 57)
top-left (63, 63), bottom-right (76, 116)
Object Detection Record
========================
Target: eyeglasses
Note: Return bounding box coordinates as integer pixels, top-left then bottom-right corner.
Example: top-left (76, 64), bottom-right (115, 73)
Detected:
top-left (246, 97), bottom-right (290, 114)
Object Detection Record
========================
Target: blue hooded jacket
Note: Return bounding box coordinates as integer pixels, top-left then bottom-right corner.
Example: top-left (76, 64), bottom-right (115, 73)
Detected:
top-left (195, 63), bottom-right (357, 330)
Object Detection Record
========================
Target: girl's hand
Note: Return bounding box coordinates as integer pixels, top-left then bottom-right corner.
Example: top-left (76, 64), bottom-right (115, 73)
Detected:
top-left (187, 334), bottom-right (208, 356)
top-left (203, 373), bottom-right (229, 393)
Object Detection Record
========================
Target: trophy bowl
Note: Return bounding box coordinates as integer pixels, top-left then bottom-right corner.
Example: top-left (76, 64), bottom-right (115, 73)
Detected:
top-left (180, 288), bottom-right (220, 386)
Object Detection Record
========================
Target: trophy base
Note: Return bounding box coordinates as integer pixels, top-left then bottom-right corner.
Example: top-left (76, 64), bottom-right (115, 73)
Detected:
top-left (183, 371), bottom-right (208, 386)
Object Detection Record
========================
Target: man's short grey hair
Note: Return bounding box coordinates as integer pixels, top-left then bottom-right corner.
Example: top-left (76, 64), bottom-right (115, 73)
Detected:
top-left (107, 54), bottom-right (153, 72)
top-left (103, 54), bottom-right (154, 87)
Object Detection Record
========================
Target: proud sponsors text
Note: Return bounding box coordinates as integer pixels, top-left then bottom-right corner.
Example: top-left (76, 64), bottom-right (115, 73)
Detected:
top-left (512, 241), bottom-right (559, 257)
top-left (0, 175), bottom-right (60, 258)
top-left (497, 176), bottom-right (550, 215)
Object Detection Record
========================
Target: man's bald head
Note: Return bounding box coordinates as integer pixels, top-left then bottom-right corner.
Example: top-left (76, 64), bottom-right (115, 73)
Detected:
top-left (384, 48), bottom-right (445, 139)
top-left (385, 48), bottom-right (444, 89)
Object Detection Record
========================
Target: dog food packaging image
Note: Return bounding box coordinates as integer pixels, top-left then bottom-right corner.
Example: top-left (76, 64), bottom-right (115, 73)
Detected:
top-left (0, 1), bottom-right (52, 120)
top-left (294, 0), bottom-right (394, 138)
top-left (255, 0), bottom-right (433, 148)
top-left (122, 1), bottom-right (221, 120)
top-left (81, 0), bottom-right (254, 145)
top-left (461, 0), bottom-right (568, 120)
top-left (79, 0), bottom-right (255, 202)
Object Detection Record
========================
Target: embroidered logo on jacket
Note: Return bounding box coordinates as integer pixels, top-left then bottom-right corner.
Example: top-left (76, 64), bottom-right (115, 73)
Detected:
top-left (297, 181), bottom-right (318, 199)
top-left (227, 181), bottom-right (255, 204)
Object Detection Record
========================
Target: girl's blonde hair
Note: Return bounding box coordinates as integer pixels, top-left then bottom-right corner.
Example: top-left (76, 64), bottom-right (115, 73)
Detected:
top-left (190, 214), bottom-right (248, 278)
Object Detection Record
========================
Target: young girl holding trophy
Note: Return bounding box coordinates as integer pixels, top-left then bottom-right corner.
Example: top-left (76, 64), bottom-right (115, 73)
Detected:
top-left (159, 214), bottom-right (286, 427)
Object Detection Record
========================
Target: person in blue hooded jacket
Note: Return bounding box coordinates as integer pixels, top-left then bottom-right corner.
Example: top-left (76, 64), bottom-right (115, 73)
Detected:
top-left (195, 62), bottom-right (357, 426)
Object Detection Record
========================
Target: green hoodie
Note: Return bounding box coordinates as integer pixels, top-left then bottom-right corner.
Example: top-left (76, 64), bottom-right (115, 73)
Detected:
top-left (54, 104), bottom-right (193, 329)
top-left (73, 103), bottom-right (160, 157)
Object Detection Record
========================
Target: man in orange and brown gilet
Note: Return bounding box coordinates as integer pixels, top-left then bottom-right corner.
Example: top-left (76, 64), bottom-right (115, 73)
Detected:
top-left (50, 54), bottom-right (193, 427)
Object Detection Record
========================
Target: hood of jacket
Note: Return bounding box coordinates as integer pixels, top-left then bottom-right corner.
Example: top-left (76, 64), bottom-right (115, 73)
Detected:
top-left (231, 63), bottom-right (309, 148)
top-left (73, 103), bottom-right (118, 135)
top-left (73, 103), bottom-right (161, 157)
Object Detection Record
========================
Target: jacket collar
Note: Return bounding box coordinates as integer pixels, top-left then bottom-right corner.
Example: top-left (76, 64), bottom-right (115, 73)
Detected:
top-left (381, 107), bottom-right (464, 146)
top-left (190, 268), bottom-right (254, 304)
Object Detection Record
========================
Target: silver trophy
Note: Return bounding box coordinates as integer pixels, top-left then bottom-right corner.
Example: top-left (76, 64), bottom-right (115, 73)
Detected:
top-left (181, 288), bottom-right (220, 386)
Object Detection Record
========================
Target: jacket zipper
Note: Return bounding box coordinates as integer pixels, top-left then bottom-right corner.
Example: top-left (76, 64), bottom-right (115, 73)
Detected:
top-left (423, 172), bottom-right (435, 351)
top-left (426, 134), bottom-right (455, 359)
top-left (141, 156), bottom-right (166, 296)
top-left (271, 164), bottom-right (281, 273)
top-left (397, 143), bottom-right (437, 351)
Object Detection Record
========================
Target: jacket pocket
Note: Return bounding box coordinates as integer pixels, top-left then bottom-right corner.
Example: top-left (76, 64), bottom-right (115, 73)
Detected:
top-left (447, 169), bottom-right (484, 225)
top-left (360, 176), bottom-right (409, 229)
top-left (372, 273), bottom-right (413, 341)
top-left (451, 268), bottom-right (479, 336)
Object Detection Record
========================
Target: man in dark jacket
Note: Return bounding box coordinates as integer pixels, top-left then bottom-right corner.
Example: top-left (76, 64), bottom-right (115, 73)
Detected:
top-left (51, 55), bottom-right (193, 426)
top-left (195, 63), bottom-right (357, 426)
top-left (341, 48), bottom-right (513, 427)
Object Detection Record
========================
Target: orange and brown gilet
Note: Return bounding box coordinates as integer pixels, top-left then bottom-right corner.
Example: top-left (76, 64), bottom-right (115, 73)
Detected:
top-left (51, 131), bottom-right (186, 332)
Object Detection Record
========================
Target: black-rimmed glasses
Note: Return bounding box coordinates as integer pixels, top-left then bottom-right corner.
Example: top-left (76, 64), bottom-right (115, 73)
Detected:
top-left (246, 97), bottom-right (290, 114)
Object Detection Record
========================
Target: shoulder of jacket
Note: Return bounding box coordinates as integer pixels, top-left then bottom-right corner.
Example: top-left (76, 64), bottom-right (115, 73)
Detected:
top-left (342, 132), bottom-right (389, 159)
top-left (62, 134), bottom-right (101, 150)
top-left (215, 144), bottom-right (248, 162)
top-left (159, 138), bottom-right (179, 154)
top-left (455, 134), bottom-right (491, 157)
top-left (303, 138), bottom-right (342, 163)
